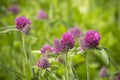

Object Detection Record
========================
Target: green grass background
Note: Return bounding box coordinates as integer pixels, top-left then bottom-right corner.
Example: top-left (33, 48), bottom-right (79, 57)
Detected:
top-left (0, 0), bottom-right (120, 80)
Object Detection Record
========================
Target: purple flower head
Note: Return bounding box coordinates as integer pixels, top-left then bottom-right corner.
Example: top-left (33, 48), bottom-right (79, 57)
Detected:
top-left (36, 10), bottom-right (47, 20)
top-left (69, 27), bottom-right (81, 38)
top-left (21, 25), bottom-right (31, 34)
top-left (99, 67), bottom-right (107, 78)
top-left (8, 5), bottom-right (19, 14)
top-left (53, 39), bottom-right (62, 54)
top-left (36, 57), bottom-right (50, 69)
top-left (84, 30), bottom-right (100, 48)
top-left (15, 16), bottom-right (31, 30)
top-left (40, 44), bottom-right (54, 54)
top-left (117, 73), bottom-right (120, 80)
top-left (80, 38), bottom-right (87, 50)
top-left (61, 32), bottom-right (74, 51)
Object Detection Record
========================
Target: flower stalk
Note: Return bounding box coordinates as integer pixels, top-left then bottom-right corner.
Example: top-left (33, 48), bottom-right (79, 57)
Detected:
top-left (86, 52), bottom-right (89, 80)
top-left (65, 53), bottom-right (68, 80)
top-left (22, 33), bottom-right (27, 60)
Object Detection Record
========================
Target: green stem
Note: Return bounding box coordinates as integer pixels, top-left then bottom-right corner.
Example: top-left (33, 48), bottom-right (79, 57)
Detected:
top-left (22, 33), bottom-right (27, 60)
top-left (22, 33), bottom-right (28, 80)
top-left (86, 53), bottom-right (89, 80)
top-left (65, 53), bottom-right (68, 80)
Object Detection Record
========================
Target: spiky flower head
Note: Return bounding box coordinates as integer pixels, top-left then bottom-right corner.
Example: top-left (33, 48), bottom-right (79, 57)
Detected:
top-left (69, 27), bottom-right (81, 38)
top-left (40, 44), bottom-right (53, 54)
top-left (84, 30), bottom-right (100, 48)
top-left (15, 16), bottom-right (31, 30)
top-left (8, 5), bottom-right (19, 14)
top-left (61, 32), bottom-right (74, 51)
top-left (36, 10), bottom-right (47, 20)
top-left (36, 57), bottom-right (50, 69)
top-left (99, 67), bottom-right (107, 78)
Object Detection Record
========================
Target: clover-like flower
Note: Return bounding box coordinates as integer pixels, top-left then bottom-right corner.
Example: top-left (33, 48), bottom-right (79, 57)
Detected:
top-left (69, 27), bottom-right (81, 38)
top-left (8, 5), bottom-right (19, 14)
top-left (60, 32), bottom-right (74, 51)
top-left (36, 57), bottom-right (50, 69)
top-left (36, 10), bottom-right (47, 20)
top-left (53, 39), bottom-right (62, 53)
top-left (84, 30), bottom-right (100, 48)
top-left (40, 44), bottom-right (53, 54)
top-left (15, 16), bottom-right (31, 30)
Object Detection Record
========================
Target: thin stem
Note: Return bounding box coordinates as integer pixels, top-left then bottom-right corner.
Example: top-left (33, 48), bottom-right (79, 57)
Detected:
top-left (46, 70), bottom-right (61, 80)
top-left (65, 53), bottom-right (68, 80)
top-left (22, 33), bottom-right (27, 60)
top-left (0, 29), bottom-right (17, 34)
top-left (86, 53), bottom-right (89, 80)
top-left (22, 33), bottom-right (28, 80)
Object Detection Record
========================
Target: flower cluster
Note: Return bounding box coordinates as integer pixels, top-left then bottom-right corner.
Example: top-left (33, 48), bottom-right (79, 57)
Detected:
top-left (69, 27), bottom-right (81, 38)
top-left (40, 44), bottom-right (54, 54)
top-left (53, 32), bottom-right (74, 53)
top-left (37, 28), bottom-right (100, 69)
top-left (53, 39), bottom-right (62, 53)
top-left (61, 32), bottom-right (74, 51)
top-left (80, 30), bottom-right (100, 50)
top-left (84, 30), bottom-right (100, 48)
top-left (15, 15), bottom-right (101, 70)
top-left (36, 10), bottom-right (47, 20)
top-left (15, 16), bottom-right (31, 34)
top-left (8, 5), bottom-right (19, 14)
top-left (36, 57), bottom-right (50, 69)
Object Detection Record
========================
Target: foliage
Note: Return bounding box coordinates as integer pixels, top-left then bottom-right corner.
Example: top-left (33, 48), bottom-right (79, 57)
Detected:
top-left (0, 0), bottom-right (120, 80)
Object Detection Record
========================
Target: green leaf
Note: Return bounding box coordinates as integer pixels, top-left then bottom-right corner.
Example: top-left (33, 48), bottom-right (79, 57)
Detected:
top-left (0, 28), bottom-right (17, 34)
top-left (98, 48), bottom-right (109, 64)
top-left (46, 70), bottom-right (61, 80)
top-left (0, 65), bottom-right (25, 78)
top-left (62, 75), bottom-right (66, 80)
top-left (97, 47), bottom-right (118, 70)
top-left (69, 63), bottom-right (78, 80)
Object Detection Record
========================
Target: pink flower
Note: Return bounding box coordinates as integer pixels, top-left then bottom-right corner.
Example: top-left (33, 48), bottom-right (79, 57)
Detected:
top-left (61, 32), bottom-right (74, 51)
top-left (15, 16), bottom-right (31, 30)
top-left (53, 39), bottom-right (62, 54)
top-left (84, 30), bottom-right (100, 48)
top-left (36, 10), bottom-right (47, 20)
top-left (40, 44), bottom-right (54, 54)
top-left (69, 27), bottom-right (81, 38)
top-left (80, 30), bottom-right (100, 50)
top-left (36, 57), bottom-right (50, 69)
top-left (8, 5), bottom-right (19, 14)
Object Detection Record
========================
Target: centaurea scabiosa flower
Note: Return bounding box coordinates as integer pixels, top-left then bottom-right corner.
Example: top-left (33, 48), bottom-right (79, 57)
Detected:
top-left (81, 30), bottom-right (100, 50)
top-left (40, 44), bottom-right (54, 54)
top-left (15, 16), bottom-right (31, 33)
top-left (36, 10), bottom-right (47, 20)
top-left (61, 32), bottom-right (74, 51)
top-left (99, 67), bottom-right (107, 78)
top-left (8, 5), bottom-right (19, 14)
top-left (36, 57), bottom-right (50, 69)
top-left (69, 27), bottom-right (81, 38)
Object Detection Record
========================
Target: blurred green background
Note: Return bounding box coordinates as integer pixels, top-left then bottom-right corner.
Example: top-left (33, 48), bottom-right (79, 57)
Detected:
top-left (0, 0), bottom-right (120, 80)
